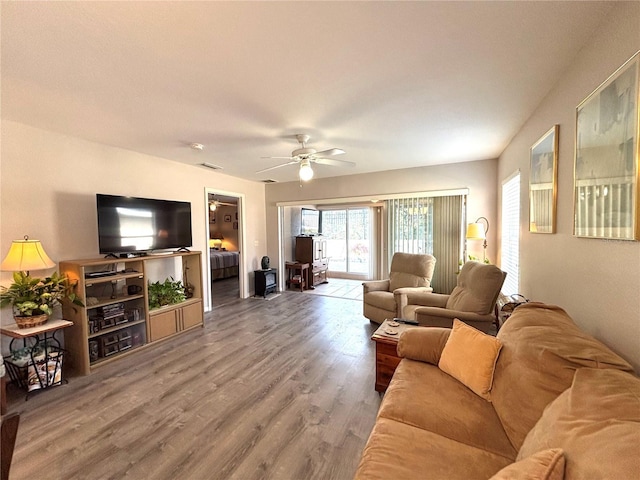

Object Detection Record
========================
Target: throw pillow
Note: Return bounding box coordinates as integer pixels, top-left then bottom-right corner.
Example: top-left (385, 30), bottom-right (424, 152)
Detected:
top-left (438, 319), bottom-right (502, 401)
top-left (489, 449), bottom-right (565, 480)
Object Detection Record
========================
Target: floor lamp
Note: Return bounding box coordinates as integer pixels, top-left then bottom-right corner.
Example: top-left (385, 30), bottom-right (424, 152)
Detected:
top-left (466, 217), bottom-right (489, 262)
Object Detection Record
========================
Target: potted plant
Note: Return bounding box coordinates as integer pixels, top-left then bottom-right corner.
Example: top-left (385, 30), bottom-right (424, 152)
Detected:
top-left (0, 271), bottom-right (84, 328)
top-left (147, 277), bottom-right (186, 309)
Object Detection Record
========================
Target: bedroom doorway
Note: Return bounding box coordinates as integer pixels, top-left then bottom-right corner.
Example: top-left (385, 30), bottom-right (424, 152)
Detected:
top-left (205, 190), bottom-right (245, 309)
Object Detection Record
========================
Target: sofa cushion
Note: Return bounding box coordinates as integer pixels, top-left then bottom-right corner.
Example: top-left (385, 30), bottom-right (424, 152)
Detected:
top-left (354, 417), bottom-right (513, 480)
top-left (397, 326), bottom-right (451, 365)
top-left (379, 359), bottom-right (517, 460)
top-left (517, 368), bottom-right (640, 479)
top-left (490, 449), bottom-right (565, 480)
top-left (438, 319), bottom-right (502, 401)
top-left (491, 303), bottom-right (634, 450)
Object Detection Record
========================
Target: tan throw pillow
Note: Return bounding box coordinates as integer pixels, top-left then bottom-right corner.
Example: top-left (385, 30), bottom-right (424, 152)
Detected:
top-left (490, 449), bottom-right (565, 480)
top-left (438, 319), bottom-right (502, 401)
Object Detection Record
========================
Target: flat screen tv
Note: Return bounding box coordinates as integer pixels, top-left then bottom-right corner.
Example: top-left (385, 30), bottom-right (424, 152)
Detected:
top-left (301, 208), bottom-right (321, 235)
top-left (97, 194), bottom-right (192, 254)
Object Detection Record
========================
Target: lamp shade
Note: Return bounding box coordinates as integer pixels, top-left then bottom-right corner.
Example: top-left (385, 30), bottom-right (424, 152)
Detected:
top-left (1, 237), bottom-right (56, 272)
top-left (466, 222), bottom-right (486, 240)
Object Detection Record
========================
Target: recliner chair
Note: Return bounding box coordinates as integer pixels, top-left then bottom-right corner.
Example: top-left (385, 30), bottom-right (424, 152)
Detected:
top-left (362, 252), bottom-right (436, 324)
top-left (398, 261), bottom-right (506, 333)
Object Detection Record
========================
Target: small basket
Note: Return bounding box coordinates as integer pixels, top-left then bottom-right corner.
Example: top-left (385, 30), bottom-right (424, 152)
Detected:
top-left (14, 314), bottom-right (49, 329)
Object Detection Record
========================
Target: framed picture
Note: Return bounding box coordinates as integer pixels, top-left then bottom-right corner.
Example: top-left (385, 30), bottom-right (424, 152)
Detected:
top-left (233, 221), bottom-right (238, 230)
top-left (224, 214), bottom-right (232, 223)
top-left (529, 125), bottom-right (558, 233)
top-left (574, 52), bottom-right (639, 240)
top-left (209, 212), bottom-right (216, 224)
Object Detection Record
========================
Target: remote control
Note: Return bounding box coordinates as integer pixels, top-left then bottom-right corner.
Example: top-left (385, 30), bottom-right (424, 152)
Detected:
top-left (396, 318), bottom-right (419, 325)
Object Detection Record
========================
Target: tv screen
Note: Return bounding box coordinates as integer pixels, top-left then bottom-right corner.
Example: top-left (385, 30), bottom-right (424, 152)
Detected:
top-left (301, 208), bottom-right (320, 235)
top-left (97, 194), bottom-right (193, 254)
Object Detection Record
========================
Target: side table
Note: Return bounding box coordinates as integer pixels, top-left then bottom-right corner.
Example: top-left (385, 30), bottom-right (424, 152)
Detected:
top-left (285, 262), bottom-right (310, 292)
top-left (371, 319), bottom-right (420, 393)
top-left (1, 319), bottom-right (73, 399)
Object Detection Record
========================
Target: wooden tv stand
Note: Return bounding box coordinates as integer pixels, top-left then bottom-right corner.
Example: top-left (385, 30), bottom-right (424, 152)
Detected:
top-left (60, 251), bottom-right (204, 376)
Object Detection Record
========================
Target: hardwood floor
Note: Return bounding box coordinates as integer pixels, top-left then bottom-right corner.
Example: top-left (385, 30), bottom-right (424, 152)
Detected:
top-left (6, 293), bottom-right (380, 480)
top-left (302, 278), bottom-right (363, 301)
top-left (211, 276), bottom-right (240, 307)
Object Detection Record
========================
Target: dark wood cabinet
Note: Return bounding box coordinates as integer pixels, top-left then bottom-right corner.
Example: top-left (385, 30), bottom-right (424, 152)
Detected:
top-left (295, 236), bottom-right (329, 288)
top-left (255, 268), bottom-right (277, 297)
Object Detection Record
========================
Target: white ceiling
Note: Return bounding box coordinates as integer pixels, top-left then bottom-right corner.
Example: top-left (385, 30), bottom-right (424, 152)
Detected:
top-left (2, 1), bottom-right (613, 183)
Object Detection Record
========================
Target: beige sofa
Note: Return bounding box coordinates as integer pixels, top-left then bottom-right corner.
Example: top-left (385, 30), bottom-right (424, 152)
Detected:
top-left (355, 303), bottom-right (640, 479)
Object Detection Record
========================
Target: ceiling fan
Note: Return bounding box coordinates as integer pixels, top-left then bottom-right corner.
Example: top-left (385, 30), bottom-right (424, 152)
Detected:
top-left (257, 134), bottom-right (355, 181)
top-left (208, 195), bottom-right (236, 212)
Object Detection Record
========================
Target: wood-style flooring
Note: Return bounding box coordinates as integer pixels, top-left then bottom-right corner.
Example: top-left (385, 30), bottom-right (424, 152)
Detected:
top-left (211, 276), bottom-right (240, 307)
top-left (302, 278), bottom-right (363, 301)
top-left (6, 293), bottom-right (381, 480)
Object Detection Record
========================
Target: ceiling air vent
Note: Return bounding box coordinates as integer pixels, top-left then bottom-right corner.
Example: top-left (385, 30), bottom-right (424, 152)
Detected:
top-left (262, 179), bottom-right (277, 183)
top-left (200, 162), bottom-right (223, 170)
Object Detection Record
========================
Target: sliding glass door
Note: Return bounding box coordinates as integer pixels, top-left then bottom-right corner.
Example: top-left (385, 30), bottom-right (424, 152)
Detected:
top-left (322, 208), bottom-right (372, 277)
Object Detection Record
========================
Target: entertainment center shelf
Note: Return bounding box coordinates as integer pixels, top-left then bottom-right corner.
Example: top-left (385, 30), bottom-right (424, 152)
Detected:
top-left (60, 251), bottom-right (204, 376)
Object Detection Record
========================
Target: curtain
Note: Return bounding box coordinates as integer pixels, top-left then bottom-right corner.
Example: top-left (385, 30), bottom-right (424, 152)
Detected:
top-left (431, 195), bottom-right (464, 294)
top-left (387, 194), bottom-right (464, 294)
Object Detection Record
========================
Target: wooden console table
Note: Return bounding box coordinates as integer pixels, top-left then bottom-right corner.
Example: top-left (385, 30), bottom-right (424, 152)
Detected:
top-left (371, 319), bottom-right (420, 392)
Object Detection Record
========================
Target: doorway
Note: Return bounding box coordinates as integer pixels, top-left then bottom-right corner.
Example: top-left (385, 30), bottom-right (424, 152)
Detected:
top-left (205, 190), bottom-right (245, 309)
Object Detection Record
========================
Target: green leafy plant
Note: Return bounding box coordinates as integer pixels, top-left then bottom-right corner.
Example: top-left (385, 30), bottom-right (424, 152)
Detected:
top-left (148, 277), bottom-right (186, 309)
top-left (0, 271), bottom-right (84, 317)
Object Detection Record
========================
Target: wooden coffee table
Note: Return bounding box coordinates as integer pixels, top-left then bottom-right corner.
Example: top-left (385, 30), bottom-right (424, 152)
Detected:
top-left (371, 319), bottom-right (420, 392)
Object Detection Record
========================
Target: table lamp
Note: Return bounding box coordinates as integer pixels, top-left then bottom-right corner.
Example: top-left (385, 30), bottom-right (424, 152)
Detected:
top-left (211, 233), bottom-right (224, 249)
top-left (1, 235), bottom-right (55, 275)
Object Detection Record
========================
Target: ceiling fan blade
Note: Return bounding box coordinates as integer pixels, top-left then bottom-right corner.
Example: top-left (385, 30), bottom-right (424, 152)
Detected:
top-left (313, 157), bottom-right (356, 167)
top-left (261, 156), bottom-right (295, 160)
top-left (255, 160), bottom-right (299, 174)
top-left (313, 148), bottom-right (345, 156)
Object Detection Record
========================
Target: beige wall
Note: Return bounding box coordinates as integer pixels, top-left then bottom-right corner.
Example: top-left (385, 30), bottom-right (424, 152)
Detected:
top-left (0, 120), bottom-right (267, 315)
top-left (265, 158), bottom-right (497, 278)
top-left (498, 2), bottom-right (640, 371)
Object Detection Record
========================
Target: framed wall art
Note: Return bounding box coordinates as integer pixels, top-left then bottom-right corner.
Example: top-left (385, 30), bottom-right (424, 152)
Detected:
top-left (574, 51), bottom-right (639, 240)
top-left (224, 214), bottom-right (232, 223)
top-left (530, 125), bottom-right (558, 233)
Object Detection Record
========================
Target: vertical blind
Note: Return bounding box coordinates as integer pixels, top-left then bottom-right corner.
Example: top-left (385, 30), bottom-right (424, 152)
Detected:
top-left (387, 197), bottom-right (434, 256)
top-left (431, 195), bottom-right (464, 294)
top-left (387, 194), bottom-right (464, 294)
top-left (501, 172), bottom-right (521, 295)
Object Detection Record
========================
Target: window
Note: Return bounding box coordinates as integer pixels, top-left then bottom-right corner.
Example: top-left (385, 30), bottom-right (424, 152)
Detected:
top-left (321, 208), bottom-right (371, 275)
top-left (501, 172), bottom-right (521, 294)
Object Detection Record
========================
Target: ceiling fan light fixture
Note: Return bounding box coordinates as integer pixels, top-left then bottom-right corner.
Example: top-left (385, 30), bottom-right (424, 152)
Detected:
top-left (299, 160), bottom-right (314, 181)
top-left (209, 202), bottom-right (217, 211)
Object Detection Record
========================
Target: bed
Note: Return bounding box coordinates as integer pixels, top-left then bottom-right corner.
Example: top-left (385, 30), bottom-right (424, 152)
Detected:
top-left (210, 250), bottom-right (239, 280)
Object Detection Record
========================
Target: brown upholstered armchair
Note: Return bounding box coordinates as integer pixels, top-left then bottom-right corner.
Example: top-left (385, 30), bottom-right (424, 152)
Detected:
top-left (362, 253), bottom-right (436, 324)
top-left (399, 261), bottom-right (506, 333)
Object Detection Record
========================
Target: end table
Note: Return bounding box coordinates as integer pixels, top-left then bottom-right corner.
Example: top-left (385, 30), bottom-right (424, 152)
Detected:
top-left (371, 319), bottom-right (420, 393)
top-left (1, 319), bottom-right (73, 399)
